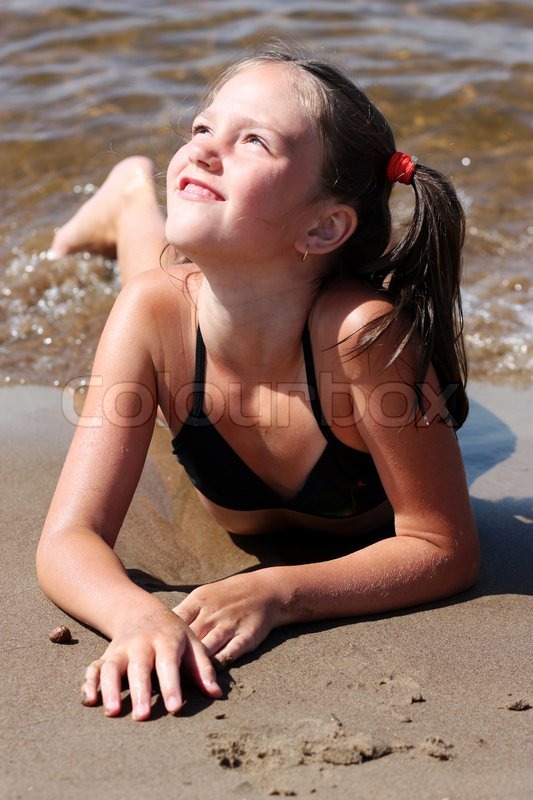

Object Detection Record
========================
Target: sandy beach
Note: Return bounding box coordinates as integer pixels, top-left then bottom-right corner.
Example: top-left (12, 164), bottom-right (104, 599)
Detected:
top-left (1, 380), bottom-right (531, 799)
top-left (1, 2), bottom-right (531, 797)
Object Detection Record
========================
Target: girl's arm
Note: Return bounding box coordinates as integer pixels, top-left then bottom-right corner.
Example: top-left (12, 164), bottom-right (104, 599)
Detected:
top-left (264, 402), bottom-right (479, 624)
top-left (37, 273), bottom-right (221, 719)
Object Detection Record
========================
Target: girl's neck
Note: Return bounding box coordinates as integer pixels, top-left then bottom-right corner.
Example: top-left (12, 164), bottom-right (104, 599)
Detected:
top-left (195, 269), bottom-right (318, 378)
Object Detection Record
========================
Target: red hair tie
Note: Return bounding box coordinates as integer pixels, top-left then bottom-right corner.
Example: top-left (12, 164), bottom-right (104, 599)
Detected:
top-left (387, 151), bottom-right (418, 185)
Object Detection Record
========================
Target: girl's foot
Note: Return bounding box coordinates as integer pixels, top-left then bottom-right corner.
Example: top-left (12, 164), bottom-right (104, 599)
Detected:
top-left (50, 156), bottom-right (162, 259)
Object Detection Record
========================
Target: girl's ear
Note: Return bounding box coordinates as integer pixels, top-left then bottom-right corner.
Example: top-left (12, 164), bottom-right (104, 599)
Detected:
top-left (296, 204), bottom-right (357, 258)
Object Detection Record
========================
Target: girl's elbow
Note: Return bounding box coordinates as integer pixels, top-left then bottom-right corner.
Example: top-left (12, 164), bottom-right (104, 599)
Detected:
top-left (455, 554), bottom-right (480, 594)
top-left (35, 541), bottom-right (52, 597)
top-left (463, 542), bottom-right (480, 591)
top-left (447, 528), bottom-right (480, 594)
top-left (35, 529), bottom-right (60, 598)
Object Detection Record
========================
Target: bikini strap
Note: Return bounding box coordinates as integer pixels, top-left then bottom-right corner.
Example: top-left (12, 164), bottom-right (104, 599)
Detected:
top-left (302, 322), bottom-right (336, 442)
top-left (189, 325), bottom-right (206, 418)
top-left (192, 323), bottom-right (335, 431)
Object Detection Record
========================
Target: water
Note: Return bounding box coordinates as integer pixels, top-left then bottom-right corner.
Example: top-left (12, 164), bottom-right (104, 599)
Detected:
top-left (1, 0), bottom-right (532, 388)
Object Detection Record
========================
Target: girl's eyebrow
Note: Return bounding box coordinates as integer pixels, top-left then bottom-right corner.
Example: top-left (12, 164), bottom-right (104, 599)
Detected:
top-left (233, 115), bottom-right (284, 135)
top-left (197, 109), bottom-right (295, 144)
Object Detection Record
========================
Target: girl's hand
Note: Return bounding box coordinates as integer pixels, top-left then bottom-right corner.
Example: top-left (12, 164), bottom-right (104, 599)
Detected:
top-left (81, 604), bottom-right (222, 721)
top-left (173, 571), bottom-right (282, 668)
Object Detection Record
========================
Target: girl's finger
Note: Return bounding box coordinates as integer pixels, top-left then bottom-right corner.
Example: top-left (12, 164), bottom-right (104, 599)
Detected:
top-left (182, 637), bottom-right (223, 699)
top-left (81, 659), bottom-right (102, 706)
top-left (127, 658), bottom-right (155, 721)
top-left (99, 657), bottom-right (126, 717)
top-left (211, 632), bottom-right (253, 669)
top-left (154, 648), bottom-right (184, 715)
top-left (199, 625), bottom-right (235, 658)
top-left (172, 599), bottom-right (201, 626)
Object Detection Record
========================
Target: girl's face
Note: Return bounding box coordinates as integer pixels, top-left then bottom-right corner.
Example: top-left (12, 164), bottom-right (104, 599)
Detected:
top-left (165, 63), bottom-right (325, 266)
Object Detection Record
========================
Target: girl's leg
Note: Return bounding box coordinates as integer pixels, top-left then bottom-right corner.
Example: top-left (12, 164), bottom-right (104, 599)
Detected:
top-left (51, 156), bottom-right (169, 285)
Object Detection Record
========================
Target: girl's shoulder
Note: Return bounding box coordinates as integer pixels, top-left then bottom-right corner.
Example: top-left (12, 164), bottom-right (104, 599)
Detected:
top-left (118, 263), bottom-right (201, 307)
top-left (311, 277), bottom-right (394, 348)
top-left (114, 264), bottom-right (201, 337)
top-left (310, 277), bottom-right (419, 385)
top-left (107, 264), bottom-right (202, 372)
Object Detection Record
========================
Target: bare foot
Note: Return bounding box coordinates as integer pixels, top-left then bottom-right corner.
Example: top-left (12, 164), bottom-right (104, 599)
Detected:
top-left (50, 156), bottom-right (161, 259)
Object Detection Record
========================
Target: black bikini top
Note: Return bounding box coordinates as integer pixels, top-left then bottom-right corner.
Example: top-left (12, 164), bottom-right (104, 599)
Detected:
top-left (171, 324), bottom-right (387, 519)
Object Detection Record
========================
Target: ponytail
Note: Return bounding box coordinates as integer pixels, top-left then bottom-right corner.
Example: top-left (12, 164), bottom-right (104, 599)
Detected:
top-left (354, 161), bottom-right (469, 427)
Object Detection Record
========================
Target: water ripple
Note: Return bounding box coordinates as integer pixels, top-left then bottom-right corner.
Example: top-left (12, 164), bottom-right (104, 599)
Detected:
top-left (1, 0), bottom-right (531, 385)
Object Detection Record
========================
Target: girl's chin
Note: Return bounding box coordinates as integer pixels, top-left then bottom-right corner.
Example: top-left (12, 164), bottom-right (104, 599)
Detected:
top-left (165, 223), bottom-right (210, 249)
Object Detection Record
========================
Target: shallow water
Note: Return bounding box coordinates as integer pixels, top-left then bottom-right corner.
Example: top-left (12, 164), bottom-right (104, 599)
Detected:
top-left (1, 0), bottom-right (532, 387)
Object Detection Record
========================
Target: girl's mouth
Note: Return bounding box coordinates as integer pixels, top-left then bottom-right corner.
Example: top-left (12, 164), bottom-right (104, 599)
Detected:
top-left (178, 178), bottom-right (224, 201)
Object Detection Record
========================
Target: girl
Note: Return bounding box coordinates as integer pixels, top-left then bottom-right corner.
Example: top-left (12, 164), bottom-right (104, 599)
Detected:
top-left (37, 43), bottom-right (479, 721)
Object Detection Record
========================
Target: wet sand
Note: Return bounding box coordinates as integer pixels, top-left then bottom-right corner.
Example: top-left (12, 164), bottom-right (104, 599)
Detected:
top-left (0, 380), bottom-right (531, 799)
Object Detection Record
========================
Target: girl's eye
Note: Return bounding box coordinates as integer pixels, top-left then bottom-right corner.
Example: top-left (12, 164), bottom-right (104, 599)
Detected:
top-left (245, 134), bottom-right (267, 149)
top-left (191, 123), bottom-right (210, 136)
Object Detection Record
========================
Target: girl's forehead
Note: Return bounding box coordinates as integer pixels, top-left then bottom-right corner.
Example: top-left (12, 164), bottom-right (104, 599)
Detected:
top-left (215, 63), bottom-right (296, 100)
top-left (206, 63), bottom-right (315, 130)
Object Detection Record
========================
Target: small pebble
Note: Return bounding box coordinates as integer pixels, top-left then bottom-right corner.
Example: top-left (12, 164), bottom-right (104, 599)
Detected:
top-left (505, 699), bottom-right (531, 711)
top-left (48, 625), bottom-right (72, 644)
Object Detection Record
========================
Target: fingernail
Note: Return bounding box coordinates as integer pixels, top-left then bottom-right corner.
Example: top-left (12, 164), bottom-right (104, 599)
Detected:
top-left (207, 679), bottom-right (223, 697)
top-left (132, 703), bottom-right (150, 721)
top-left (104, 700), bottom-right (120, 716)
top-left (166, 695), bottom-right (182, 714)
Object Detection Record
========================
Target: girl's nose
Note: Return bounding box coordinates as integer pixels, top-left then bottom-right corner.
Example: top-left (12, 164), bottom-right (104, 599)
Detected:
top-left (188, 141), bottom-right (222, 172)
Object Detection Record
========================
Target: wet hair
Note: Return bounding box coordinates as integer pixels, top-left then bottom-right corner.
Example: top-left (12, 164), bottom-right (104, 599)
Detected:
top-left (200, 41), bottom-right (469, 426)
